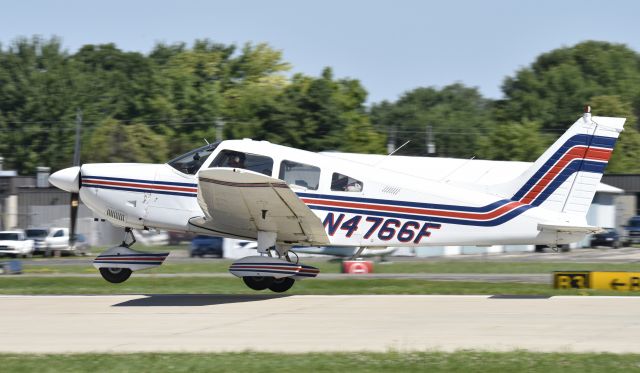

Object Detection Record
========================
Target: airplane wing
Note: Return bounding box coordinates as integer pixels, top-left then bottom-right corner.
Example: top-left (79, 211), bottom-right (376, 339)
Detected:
top-left (189, 168), bottom-right (330, 245)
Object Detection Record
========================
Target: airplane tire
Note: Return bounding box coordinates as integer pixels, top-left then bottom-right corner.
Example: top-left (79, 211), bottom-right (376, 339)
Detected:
top-left (99, 267), bottom-right (132, 283)
top-left (268, 277), bottom-right (295, 293)
top-left (242, 276), bottom-right (274, 291)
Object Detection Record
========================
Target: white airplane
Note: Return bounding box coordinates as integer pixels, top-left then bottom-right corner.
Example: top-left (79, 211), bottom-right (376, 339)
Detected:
top-left (49, 107), bottom-right (625, 292)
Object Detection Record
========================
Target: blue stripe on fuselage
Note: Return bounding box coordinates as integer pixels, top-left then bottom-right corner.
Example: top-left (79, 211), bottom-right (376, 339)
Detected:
top-left (511, 134), bottom-right (615, 201)
top-left (306, 203), bottom-right (534, 227)
top-left (82, 183), bottom-right (197, 197)
top-left (83, 175), bottom-right (197, 187)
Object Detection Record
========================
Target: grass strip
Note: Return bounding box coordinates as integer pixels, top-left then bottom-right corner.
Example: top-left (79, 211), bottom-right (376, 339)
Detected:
top-left (0, 276), bottom-right (635, 296)
top-left (1, 351), bottom-right (639, 373)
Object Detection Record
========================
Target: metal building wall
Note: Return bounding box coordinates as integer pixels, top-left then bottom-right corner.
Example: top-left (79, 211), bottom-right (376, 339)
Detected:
top-left (17, 188), bottom-right (70, 228)
top-left (17, 187), bottom-right (122, 247)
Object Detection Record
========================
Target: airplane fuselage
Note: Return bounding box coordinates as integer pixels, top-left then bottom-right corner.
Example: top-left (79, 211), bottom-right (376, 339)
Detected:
top-left (77, 139), bottom-right (587, 248)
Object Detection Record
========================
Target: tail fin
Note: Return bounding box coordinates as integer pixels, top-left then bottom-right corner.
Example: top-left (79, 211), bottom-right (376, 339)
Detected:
top-left (499, 107), bottom-right (625, 216)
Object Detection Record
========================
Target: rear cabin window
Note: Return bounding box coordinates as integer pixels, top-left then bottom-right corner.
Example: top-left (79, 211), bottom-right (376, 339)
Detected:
top-left (210, 150), bottom-right (274, 176)
top-left (279, 160), bottom-right (320, 190)
top-left (331, 173), bottom-right (363, 192)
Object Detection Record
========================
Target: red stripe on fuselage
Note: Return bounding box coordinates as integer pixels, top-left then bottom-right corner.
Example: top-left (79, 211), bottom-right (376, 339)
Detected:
top-left (301, 198), bottom-right (524, 221)
top-left (519, 146), bottom-right (611, 204)
top-left (82, 179), bottom-right (197, 193)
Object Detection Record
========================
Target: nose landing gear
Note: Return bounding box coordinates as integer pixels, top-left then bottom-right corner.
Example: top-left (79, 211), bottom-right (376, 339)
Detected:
top-left (94, 228), bottom-right (169, 284)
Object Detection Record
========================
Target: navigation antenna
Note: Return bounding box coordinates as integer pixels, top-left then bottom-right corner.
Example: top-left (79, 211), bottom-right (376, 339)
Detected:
top-left (439, 156), bottom-right (476, 182)
top-left (374, 140), bottom-right (411, 167)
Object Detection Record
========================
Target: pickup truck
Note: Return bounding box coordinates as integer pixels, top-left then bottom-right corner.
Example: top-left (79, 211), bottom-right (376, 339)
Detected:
top-left (0, 230), bottom-right (35, 258)
top-left (44, 227), bottom-right (90, 256)
top-left (25, 228), bottom-right (49, 255)
top-left (623, 216), bottom-right (640, 246)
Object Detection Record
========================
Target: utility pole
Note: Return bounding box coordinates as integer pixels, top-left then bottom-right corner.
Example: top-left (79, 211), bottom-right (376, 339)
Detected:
top-left (426, 125), bottom-right (436, 156)
top-left (387, 125), bottom-right (396, 154)
top-left (215, 118), bottom-right (224, 142)
top-left (73, 110), bottom-right (82, 166)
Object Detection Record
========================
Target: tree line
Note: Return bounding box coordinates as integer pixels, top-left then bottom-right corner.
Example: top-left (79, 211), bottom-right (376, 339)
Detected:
top-left (0, 37), bottom-right (639, 174)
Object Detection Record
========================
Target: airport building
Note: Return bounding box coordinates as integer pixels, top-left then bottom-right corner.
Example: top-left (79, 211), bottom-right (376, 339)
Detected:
top-left (0, 166), bottom-right (121, 246)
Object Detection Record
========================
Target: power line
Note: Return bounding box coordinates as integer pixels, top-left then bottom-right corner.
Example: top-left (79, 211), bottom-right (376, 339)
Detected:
top-left (0, 120), bottom-right (571, 134)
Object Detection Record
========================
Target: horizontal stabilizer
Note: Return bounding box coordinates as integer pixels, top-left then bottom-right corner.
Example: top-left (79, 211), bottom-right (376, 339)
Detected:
top-left (537, 223), bottom-right (604, 234)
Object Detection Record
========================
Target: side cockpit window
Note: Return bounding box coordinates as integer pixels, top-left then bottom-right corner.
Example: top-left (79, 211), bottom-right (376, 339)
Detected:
top-left (331, 173), bottom-right (363, 192)
top-left (168, 143), bottom-right (219, 175)
top-left (279, 160), bottom-right (320, 190)
top-left (210, 150), bottom-right (274, 176)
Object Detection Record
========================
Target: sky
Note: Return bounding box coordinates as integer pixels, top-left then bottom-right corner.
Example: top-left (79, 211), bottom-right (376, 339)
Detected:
top-left (1, 0), bottom-right (639, 104)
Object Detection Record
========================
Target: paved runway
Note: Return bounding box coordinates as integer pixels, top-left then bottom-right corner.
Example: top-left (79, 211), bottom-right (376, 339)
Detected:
top-left (2, 294), bottom-right (640, 353)
top-left (16, 273), bottom-right (551, 283)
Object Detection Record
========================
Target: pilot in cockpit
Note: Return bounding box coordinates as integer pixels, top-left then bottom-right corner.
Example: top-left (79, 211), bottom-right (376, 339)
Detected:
top-left (227, 152), bottom-right (246, 169)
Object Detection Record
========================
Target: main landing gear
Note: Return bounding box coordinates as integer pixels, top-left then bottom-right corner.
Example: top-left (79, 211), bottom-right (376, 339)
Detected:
top-left (241, 275), bottom-right (296, 293)
top-left (268, 277), bottom-right (296, 293)
top-left (99, 267), bottom-right (132, 283)
top-left (94, 228), bottom-right (169, 284)
top-left (230, 246), bottom-right (319, 293)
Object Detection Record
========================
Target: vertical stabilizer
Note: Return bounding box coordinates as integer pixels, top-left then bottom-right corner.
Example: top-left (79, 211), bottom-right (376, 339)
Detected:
top-left (498, 107), bottom-right (625, 216)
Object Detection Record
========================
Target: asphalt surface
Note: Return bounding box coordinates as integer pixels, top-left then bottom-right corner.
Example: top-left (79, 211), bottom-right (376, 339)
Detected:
top-left (12, 246), bottom-right (640, 284)
top-left (19, 246), bottom-right (640, 266)
top-left (2, 294), bottom-right (639, 353)
top-left (15, 272), bottom-right (551, 283)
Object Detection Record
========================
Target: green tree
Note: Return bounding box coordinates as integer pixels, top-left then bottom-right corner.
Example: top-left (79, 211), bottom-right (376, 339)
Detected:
top-left (225, 67), bottom-right (384, 153)
top-left (83, 118), bottom-right (168, 163)
top-left (371, 84), bottom-right (492, 157)
top-left (73, 43), bottom-right (160, 121)
top-left (476, 120), bottom-right (550, 161)
top-left (153, 41), bottom-right (290, 156)
top-left (0, 37), bottom-right (79, 172)
top-left (340, 117), bottom-right (387, 153)
top-left (500, 41), bottom-right (640, 131)
top-left (589, 95), bottom-right (640, 173)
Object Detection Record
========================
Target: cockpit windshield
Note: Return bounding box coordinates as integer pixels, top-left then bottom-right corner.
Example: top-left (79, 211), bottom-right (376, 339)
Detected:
top-left (167, 142), bottom-right (220, 175)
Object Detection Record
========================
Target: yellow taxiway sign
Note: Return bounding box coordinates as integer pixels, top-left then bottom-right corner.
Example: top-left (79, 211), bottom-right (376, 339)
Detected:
top-left (554, 271), bottom-right (640, 291)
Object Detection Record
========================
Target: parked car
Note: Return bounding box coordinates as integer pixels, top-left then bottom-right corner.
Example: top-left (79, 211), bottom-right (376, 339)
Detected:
top-left (25, 228), bottom-right (49, 255)
top-left (132, 229), bottom-right (169, 246)
top-left (590, 228), bottom-right (621, 248)
top-left (72, 234), bottom-right (91, 255)
top-left (43, 227), bottom-right (90, 256)
top-left (623, 216), bottom-right (640, 246)
top-left (168, 231), bottom-right (195, 245)
top-left (190, 235), bottom-right (223, 258)
top-left (0, 230), bottom-right (34, 258)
